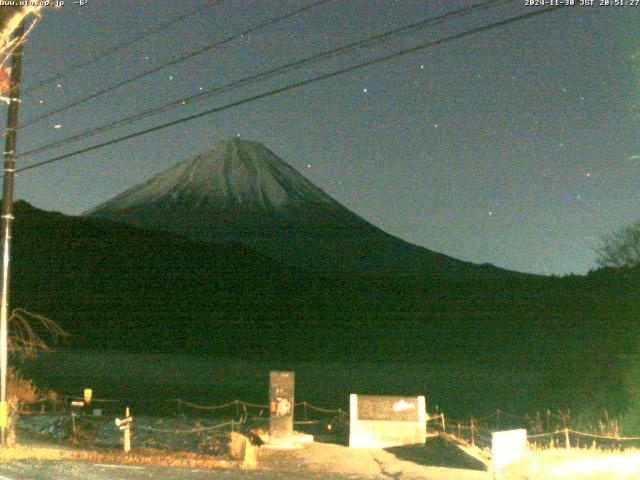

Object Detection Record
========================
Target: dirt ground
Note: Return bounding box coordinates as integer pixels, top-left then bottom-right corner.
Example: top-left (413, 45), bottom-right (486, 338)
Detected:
top-left (257, 441), bottom-right (490, 480)
top-left (8, 419), bottom-right (491, 479)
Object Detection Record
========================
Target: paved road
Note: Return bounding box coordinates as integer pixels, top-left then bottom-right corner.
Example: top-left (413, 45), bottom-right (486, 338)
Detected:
top-left (0, 460), bottom-right (371, 480)
top-left (0, 439), bottom-right (491, 479)
top-left (0, 456), bottom-right (490, 480)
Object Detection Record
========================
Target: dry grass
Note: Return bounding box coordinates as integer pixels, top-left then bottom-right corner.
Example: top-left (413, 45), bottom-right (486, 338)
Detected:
top-left (7, 367), bottom-right (59, 446)
top-left (0, 428), bottom-right (257, 471)
top-left (68, 448), bottom-right (237, 470)
top-left (8, 367), bottom-right (56, 403)
top-left (0, 443), bottom-right (241, 470)
top-left (0, 444), bottom-right (69, 461)
top-left (503, 447), bottom-right (640, 480)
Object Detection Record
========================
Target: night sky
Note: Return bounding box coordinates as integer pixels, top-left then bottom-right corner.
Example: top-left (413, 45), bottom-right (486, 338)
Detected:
top-left (7, 0), bottom-right (639, 275)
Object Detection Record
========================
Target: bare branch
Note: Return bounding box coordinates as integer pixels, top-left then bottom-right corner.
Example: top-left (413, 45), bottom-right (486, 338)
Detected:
top-left (8, 308), bottom-right (69, 358)
top-left (597, 220), bottom-right (640, 268)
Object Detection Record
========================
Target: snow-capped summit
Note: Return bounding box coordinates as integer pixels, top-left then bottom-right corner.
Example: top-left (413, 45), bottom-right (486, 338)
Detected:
top-left (85, 138), bottom-right (494, 275)
top-left (86, 138), bottom-right (337, 214)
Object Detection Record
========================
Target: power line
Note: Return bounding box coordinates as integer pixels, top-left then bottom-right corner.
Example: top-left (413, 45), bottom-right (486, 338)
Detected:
top-left (22, 0), bottom-right (222, 95)
top-left (15, 5), bottom-right (567, 176)
top-left (18, 0), bottom-right (331, 131)
top-left (18, 0), bottom-right (510, 159)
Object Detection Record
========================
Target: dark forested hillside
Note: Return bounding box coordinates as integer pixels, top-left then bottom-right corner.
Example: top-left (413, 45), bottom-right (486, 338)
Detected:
top-left (5, 201), bottom-right (639, 383)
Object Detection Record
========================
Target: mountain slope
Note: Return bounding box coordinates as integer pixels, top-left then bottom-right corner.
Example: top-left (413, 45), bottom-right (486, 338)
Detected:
top-left (6, 197), bottom-right (640, 419)
top-left (85, 138), bottom-right (505, 276)
top-left (9, 201), bottom-right (292, 354)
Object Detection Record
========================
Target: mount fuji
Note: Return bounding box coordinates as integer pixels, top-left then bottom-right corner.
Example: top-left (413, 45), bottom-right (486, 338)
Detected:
top-left (85, 138), bottom-right (502, 276)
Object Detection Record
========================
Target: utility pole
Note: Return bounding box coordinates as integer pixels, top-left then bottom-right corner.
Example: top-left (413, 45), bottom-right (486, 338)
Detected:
top-left (0, 20), bottom-right (25, 447)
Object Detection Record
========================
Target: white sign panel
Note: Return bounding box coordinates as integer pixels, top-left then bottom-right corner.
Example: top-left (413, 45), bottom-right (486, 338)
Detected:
top-left (349, 394), bottom-right (426, 448)
top-left (492, 429), bottom-right (527, 478)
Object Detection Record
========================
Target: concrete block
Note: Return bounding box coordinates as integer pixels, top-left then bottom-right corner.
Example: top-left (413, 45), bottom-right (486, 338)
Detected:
top-left (349, 394), bottom-right (426, 448)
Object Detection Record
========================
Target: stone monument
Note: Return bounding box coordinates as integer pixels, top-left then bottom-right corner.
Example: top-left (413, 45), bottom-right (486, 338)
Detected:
top-left (349, 394), bottom-right (427, 448)
top-left (267, 370), bottom-right (297, 448)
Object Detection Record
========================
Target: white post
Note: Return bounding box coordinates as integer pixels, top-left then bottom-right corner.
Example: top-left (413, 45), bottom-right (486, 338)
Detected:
top-left (123, 406), bottom-right (130, 453)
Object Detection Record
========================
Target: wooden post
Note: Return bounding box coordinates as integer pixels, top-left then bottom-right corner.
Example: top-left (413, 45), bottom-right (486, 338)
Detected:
top-left (71, 411), bottom-right (76, 437)
top-left (124, 407), bottom-right (131, 453)
top-left (564, 427), bottom-right (570, 449)
top-left (0, 20), bottom-right (25, 447)
top-left (470, 418), bottom-right (475, 447)
top-left (441, 414), bottom-right (446, 433)
top-left (457, 422), bottom-right (461, 439)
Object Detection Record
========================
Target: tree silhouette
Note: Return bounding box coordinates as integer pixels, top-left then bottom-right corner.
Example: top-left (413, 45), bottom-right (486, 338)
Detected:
top-left (597, 220), bottom-right (640, 268)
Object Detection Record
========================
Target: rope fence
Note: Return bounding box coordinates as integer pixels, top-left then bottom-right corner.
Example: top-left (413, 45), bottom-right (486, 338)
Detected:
top-left (18, 395), bottom-right (348, 428)
top-left (137, 420), bottom-right (238, 434)
top-left (526, 427), bottom-right (640, 450)
top-left (19, 398), bottom-right (628, 434)
top-left (425, 409), bottom-right (640, 453)
top-left (15, 394), bottom-right (349, 455)
top-left (17, 396), bottom-right (640, 456)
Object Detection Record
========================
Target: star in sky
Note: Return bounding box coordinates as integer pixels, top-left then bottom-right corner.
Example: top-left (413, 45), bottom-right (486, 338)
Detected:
top-left (13, 0), bottom-right (638, 276)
